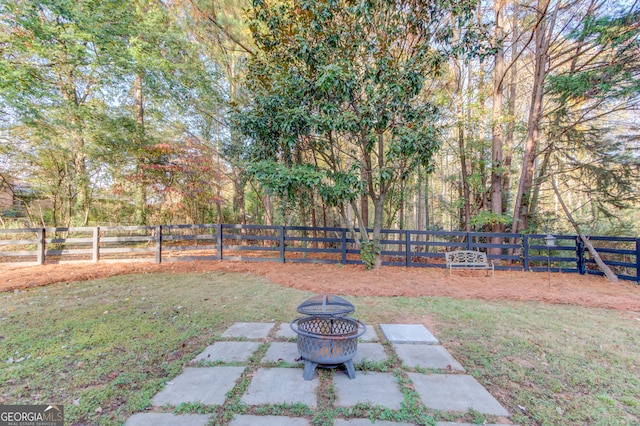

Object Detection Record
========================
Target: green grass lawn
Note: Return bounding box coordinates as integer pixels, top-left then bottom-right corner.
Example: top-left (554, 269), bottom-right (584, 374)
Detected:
top-left (1, 271), bottom-right (638, 425)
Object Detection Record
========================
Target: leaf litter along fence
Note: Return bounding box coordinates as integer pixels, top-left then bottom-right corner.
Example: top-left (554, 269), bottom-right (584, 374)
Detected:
top-left (0, 224), bottom-right (638, 283)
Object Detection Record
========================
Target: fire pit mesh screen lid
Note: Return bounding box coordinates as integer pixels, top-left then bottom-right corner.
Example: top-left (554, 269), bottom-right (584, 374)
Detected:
top-left (295, 316), bottom-right (360, 337)
top-left (297, 294), bottom-right (354, 318)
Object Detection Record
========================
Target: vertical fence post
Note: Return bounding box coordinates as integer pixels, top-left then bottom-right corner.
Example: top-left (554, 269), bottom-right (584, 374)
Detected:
top-left (405, 230), bottom-right (410, 267)
top-left (636, 238), bottom-right (640, 284)
top-left (92, 226), bottom-right (100, 263)
top-left (466, 232), bottom-right (472, 250)
top-left (216, 224), bottom-right (223, 260)
top-left (341, 229), bottom-right (347, 264)
top-left (576, 236), bottom-right (586, 275)
top-left (523, 235), bottom-right (529, 271)
top-left (155, 225), bottom-right (162, 264)
top-left (279, 226), bottom-right (285, 263)
top-left (37, 228), bottom-right (45, 265)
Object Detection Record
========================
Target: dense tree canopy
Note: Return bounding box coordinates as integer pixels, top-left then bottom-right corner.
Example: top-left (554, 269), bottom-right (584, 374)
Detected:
top-left (234, 0), bottom-right (478, 265)
top-left (0, 0), bottom-right (638, 241)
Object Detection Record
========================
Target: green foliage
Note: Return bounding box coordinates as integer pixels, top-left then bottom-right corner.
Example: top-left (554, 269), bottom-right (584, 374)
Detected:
top-left (547, 9), bottom-right (640, 104)
top-left (541, 8), bottom-right (640, 234)
top-left (550, 10), bottom-right (640, 102)
top-left (235, 0), bottom-right (476, 230)
top-left (248, 160), bottom-right (362, 206)
top-left (360, 240), bottom-right (382, 270)
top-left (0, 0), bottom-right (224, 226)
top-left (469, 211), bottom-right (511, 229)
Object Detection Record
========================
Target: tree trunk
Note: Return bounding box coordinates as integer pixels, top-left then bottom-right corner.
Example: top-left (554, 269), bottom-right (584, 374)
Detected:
top-left (503, 1), bottom-right (519, 214)
top-left (263, 192), bottom-right (272, 225)
top-left (372, 194), bottom-right (385, 268)
top-left (415, 166), bottom-right (424, 234)
top-left (216, 151), bottom-right (223, 223)
top-left (311, 193), bottom-right (318, 248)
top-left (66, 98), bottom-right (90, 225)
top-left (490, 0), bottom-right (506, 254)
top-left (529, 144), bottom-right (552, 222)
top-left (399, 179), bottom-right (405, 229)
top-left (453, 56), bottom-right (472, 231)
top-left (424, 173), bottom-right (430, 230)
top-left (551, 176), bottom-right (618, 282)
top-left (361, 167), bottom-right (369, 229)
top-left (73, 146), bottom-right (90, 226)
top-left (134, 72), bottom-right (148, 225)
top-left (512, 0), bottom-right (553, 234)
top-left (232, 173), bottom-right (246, 224)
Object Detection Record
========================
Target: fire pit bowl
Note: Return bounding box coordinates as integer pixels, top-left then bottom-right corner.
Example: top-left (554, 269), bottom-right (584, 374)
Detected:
top-left (291, 316), bottom-right (366, 380)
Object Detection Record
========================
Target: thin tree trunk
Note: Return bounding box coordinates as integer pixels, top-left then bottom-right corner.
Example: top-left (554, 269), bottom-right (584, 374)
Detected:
top-left (416, 166), bottom-right (424, 233)
top-left (134, 72), bottom-right (147, 225)
top-left (490, 0), bottom-right (506, 254)
top-left (476, 6), bottom-right (488, 215)
top-left (216, 150), bottom-right (223, 222)
top-left (233, 173), bottom-right (246, 224)
top-left (361, 167), bottom-right (369, 229)
top-left (455, 58), bottom-right (472, 231)
top-left (503, 1), bottom-right (519, 214)
top-left (424, 173), bottom-right (430, 230)
top-left (399, 179), bottom-right (405, 229)
top-left (372, 133), bottom-right (385, 245)
top-left (512, 0), bottom-right (553, 234)
top-left (264, 192), bottom-right (272, 225)
top-left (67, 98), bottom-right (89, 225)
top-left (551, 176), bottom-right (618, 282)
top-left (73, 147), bottom-right (90, 225)
top-left (529, 144), bottom-right (552, 220)
top-left (311, 192), bottom-right (318, 248)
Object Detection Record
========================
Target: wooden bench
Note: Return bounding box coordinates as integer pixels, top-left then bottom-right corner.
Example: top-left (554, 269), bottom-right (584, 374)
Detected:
top-left (445, 250), bottom-right (494, 277)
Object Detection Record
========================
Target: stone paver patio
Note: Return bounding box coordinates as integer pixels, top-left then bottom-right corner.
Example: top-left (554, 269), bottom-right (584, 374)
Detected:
top-left (125, 322), bottom-right (513, 426)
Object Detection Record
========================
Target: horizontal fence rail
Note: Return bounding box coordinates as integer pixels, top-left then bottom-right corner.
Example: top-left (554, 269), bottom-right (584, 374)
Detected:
top-left (0, 225), bottom-right (638, 283)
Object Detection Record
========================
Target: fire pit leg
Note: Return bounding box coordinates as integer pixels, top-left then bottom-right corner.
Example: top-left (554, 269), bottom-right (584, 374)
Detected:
top-left (344, 360), bottom-right (356, 379)
top-left (303, 360), bottom-right (318, 380)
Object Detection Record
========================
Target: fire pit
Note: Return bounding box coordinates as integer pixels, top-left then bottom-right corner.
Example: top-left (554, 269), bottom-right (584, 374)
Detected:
top-left (290, 294), bottom-right (366, 380)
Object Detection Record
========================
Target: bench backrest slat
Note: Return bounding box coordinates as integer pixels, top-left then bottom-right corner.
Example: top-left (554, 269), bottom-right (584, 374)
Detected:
top-left (445, 250), bottom-right (487, 264)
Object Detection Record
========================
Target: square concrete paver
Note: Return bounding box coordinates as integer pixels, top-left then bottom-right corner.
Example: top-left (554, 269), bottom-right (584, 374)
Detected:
top-left (229, 415), bottom-right (311, 426)
top-left (359, 324), bottom-right (379, 341)
top-left (151, 367), bottom-right (245, 406)
top-left (353, 343), bottom-right (387, 365)
top-left (335, 420), bottom-right (415, 426)
top-left (125, 413), bottom-right (210, 426)
top-left (222, 322), bottom-right (275, 339)
top-left (261, 342), bottom-right (303, 364)
top-left (333, 371), bottom-right (404, 409)
top-left (393, 344), bottom-right (464, 371)
top-left (276, 322), bottom-right (298, 339)
top-left (408, 373), bottom-right (509, 416)
top-left (192, 341), bottom-right (262, 363)
top-left (241, 368), bottom-right (318, 408)
top-left (380, 324), bottom-right (439, 344)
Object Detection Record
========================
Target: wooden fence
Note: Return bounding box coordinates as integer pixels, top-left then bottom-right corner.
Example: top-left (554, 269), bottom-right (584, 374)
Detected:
top-left (0, 224), bottom-right (638, 283)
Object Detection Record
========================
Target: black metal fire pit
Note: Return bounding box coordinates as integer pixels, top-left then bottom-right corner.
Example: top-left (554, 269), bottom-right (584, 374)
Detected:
top-left (291, 294), bottom-right (366, 380)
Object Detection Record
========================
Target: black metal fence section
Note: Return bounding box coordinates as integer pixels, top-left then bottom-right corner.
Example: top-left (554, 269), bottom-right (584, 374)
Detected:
top-left (0, 224), bottom-right (638, 283)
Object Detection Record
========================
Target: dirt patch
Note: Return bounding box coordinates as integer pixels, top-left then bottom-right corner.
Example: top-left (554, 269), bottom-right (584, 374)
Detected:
top-left (1, 260), bottom-right (639, 312)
